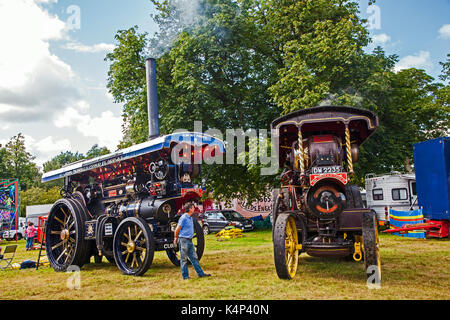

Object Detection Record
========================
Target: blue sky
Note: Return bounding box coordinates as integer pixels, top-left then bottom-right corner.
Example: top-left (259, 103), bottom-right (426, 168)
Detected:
top-left (0, 0), bottom-right (448, 168)
top-left (358, 0), bottom-right (450, 78)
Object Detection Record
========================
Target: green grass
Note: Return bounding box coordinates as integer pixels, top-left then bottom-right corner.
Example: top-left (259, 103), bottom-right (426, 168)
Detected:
top-left (0, 230), bottom-right (449, 300)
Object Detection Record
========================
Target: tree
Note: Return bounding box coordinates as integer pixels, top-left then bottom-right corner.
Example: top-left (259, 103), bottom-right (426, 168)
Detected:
top-left (43, 151), bottom-right (85, 173)
top-left (106, 27), bottom-right (149, 147)
top-left (439, 53), bottom-right (450, 83)
top-left (344, 48), bottom-right (450, 183)
top-left (255, 0), bottom-right (370, 112)
top-left (0, 146), bottom-right (10, 179)
top-left (86, 144), bottom-right (110, 159)
top-left (107, 1), bottom-right (282, 201)
top-left (19, 186), bottom-right (61, 217)
top-left (106, 0), bottom-right (449, 200)
top-left (2, 133), bottom-right (40, 190)
top-left (42, 145), bottom-right (111, 189)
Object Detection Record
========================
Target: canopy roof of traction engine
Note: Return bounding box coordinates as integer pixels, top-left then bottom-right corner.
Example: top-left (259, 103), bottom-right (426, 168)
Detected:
top-left (41, 132), bottom-right (226, 183)
top-left (271, 106), bottom-right (379, 169)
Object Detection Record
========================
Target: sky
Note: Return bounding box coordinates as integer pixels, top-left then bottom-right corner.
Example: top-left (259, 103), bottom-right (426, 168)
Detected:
top-left (0, 0), bottom-right (448, 169)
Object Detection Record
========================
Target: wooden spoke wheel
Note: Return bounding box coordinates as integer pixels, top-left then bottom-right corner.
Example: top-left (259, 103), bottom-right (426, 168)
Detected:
top-left (113, 217), bottom-right (155, 276)
top-left (166, 219), bottom-right (204, 267)
top-left (362, 210), bottom-right (382, 284)
top-left (273, 213), bottom-right (301, 280)
top-left (45, 198), bottom-right (89, 272)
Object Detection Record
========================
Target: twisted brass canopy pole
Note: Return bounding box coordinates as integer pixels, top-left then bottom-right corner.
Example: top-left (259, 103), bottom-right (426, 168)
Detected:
top-left (297, 129), bottom-right (304, 174)
top-left (345, 126), bottom-right (353, 173)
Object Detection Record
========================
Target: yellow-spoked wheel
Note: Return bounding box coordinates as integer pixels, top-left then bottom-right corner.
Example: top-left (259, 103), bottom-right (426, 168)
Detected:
top-left (113, 217), bottom-right (155, 276)
top-left (362, 210), bottom-right (381, 284)
top-left (166, 219), bottom-right (204, 267)
top-left (45, 198), bottom-right (90, 272)
top-left (273, 213), bottom-right (300, 279)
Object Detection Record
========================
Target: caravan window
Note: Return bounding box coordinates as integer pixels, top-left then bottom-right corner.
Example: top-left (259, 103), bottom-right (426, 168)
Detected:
top-left (392, 188), bottom-right (408, 201)
top-left (373, 189), bottom-right (383, 200)
top-left (411, 182), bottom-right (417, 196)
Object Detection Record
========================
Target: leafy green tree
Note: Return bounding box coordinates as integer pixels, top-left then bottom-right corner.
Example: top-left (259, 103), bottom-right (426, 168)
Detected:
top-left (341, 48), bottom-right (450, 184)
top-left (3, 133), bottom-right (40, 190)
top-left (19, 186), bottom-right (61, 217)
top-left (106, 27), bottom-right (149, 147)
top-left (86, 144), bottom-right (110, 159)
top-left (439, 53), bottom-right (449, 82)
top-left (43, 151), bottom-right (85, 173)
top-left (106, 0), bottom-right (448, 200)
top-left (41, 145), bottom-right (110, 189)
top-left (0, 146), bottom-right (10, 180)
top-left (255, 0), bottom-right (370, 112)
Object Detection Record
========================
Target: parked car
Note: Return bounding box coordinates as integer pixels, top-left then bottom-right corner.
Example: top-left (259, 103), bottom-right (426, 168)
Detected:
top-left (2, 218), bottom-right (26, 241)
top-left (201, 210), bottom-right (254, 234)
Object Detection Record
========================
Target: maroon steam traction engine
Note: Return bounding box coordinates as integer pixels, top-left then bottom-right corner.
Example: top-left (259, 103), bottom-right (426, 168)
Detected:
top-left (41, 59), bottom-right (225, 276)
top-left (271, 106), bottom-right (381, 282)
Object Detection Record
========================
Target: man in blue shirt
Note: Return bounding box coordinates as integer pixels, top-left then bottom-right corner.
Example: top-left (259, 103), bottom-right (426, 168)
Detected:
top-left (173, 202), bottom-right (211, 280)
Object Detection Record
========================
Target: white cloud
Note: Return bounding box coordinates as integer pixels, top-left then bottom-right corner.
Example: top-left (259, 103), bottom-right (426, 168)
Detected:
top-left (63, 42), bottom-right (116, 53)
top-left (21, 134), bottom-right (72, 168)
top-left (0, 0), bottom-right (84, 124)
top-left (0, 138), bottom-right (8, 148)
top-left (54, 107), bottom-right (122, 152)
top-left (394, 51), bottom-right (433, 73)
top-left (0, 0), bottom-right (67, 88)
top-left (33, 136), bottom-right (71, 155)
top-left (105, 91), bottom-right (115, 102)
top-left (372, 33), bottom-right (391, 45)
top-left (438, 24), bottom-right (450, 39)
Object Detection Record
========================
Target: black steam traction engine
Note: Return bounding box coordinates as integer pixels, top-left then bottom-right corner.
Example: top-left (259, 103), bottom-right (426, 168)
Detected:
top-left (271, 106), bottom-right (381, 282)
top-left (41, 59), bottom-right (225, 276)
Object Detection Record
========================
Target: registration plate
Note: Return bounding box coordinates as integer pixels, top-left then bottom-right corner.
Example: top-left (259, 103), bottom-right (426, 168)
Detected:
top-left (311, 166), bottom-right (342, 174)
top-left (245, 225), bottom-right (252, 228)
top-left (104, 223), bottom-right (113, 236)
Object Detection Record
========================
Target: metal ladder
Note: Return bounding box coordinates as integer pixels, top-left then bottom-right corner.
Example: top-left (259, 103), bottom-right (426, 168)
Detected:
top-left (36, 219), bottom-right (47, 270)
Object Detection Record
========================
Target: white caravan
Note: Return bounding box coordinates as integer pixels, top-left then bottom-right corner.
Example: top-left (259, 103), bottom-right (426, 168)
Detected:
top-left (365, 172), bottom-right (418, 223)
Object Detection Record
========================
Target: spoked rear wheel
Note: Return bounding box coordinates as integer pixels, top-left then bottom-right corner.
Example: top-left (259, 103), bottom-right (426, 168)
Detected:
top-left (273, 213), bottom-right (300, 280)
top-left (363, 210), bottom-right (381, 284)
top-left (45, 198), bottom-right (89, 271)
top-left (113, 217), bottom-right (155, 276)
top-left (166, 219), bottom-right (205, 267)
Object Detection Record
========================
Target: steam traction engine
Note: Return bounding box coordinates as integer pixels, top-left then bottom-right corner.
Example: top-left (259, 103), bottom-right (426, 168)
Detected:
top-left (271, 106), bottom-right (381, 282)
top-left (41, 59), bottom-right (225, 276)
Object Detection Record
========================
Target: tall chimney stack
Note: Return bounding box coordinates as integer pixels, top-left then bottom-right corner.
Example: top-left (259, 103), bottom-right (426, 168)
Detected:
top-left (145, 58), bottom-right (160, 140)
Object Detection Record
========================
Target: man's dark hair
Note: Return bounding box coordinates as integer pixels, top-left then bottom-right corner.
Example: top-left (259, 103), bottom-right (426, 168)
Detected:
top-left (185, 202), bottom-right (195, 211)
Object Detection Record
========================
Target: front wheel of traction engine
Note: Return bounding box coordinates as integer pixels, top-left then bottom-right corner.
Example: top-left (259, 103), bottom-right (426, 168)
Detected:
top-left (362, 210), bottom-right (381, 285)
top-left (113, 217), bottom-right (155, 276)
top-left (273, 213), bottom-right (302, 280)
top-left (166, 219), bottom-right (205, 267)
top-left (45, 198), bottom-right (90, 272)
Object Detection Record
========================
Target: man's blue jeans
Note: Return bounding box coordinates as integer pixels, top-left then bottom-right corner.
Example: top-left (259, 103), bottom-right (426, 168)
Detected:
top-left (178, 237), bottom-right (205, 279)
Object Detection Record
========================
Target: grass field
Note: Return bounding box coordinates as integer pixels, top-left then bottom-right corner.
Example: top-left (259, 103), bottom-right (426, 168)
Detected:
top-left (0, 230), bottom-right (449, 300)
